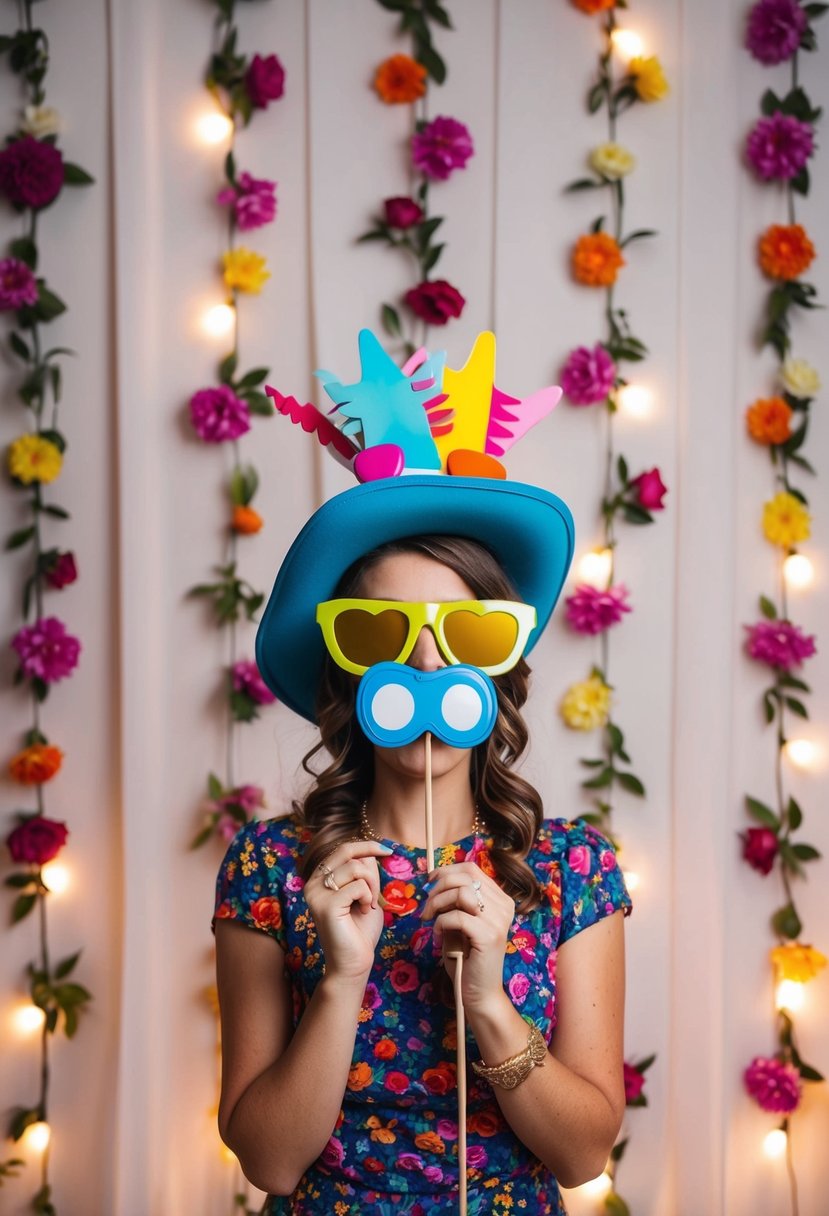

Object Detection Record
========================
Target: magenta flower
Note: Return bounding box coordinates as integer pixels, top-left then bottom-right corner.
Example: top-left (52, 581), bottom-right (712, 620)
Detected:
top-left (232, 659), bottom-right (277, 705)
top-left (746, 113), bottom-right (814, 181)
top-left (0, 136), bottom-right (64, 209)
top-left (189, 385), bottom-right (250, 443)
top-left (404, 279), bottom-right (465, 326)
top-left (745, 619), bottom-right (816, 670)
top-left (565, 584), bottom-right (631, 635)
top-left (744, 1056), bottom-right (801, 1113)
top-left (0, 257), bottom-right (38, 309)
top-left (44, 551), bottom-right (78, 590)
top-left (211, 783), bottom-right (265, 841)
top-left (623, 1062), bottom-right (646, 1104)
top-left (630, 467), bottom-right (668, 511)
top-left (411, 116), bottom-right (474, 181)
top-left (11, 617), bottom-right (81, 683)
top-left (383, 196), bottom-right (424, 229)
top-left (245, 53), bottom-right (285, 109)
top-left (216, 172), bottom-right (277, 232)
top-left (561, 344), bottom-right (616, 406)
top-left (741, 827), bottom-right (779, 876)
top-left (746, 0), bottom-right (807, 65)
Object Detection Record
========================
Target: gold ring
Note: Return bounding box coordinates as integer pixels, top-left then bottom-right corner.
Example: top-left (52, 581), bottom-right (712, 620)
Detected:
top-left (323, 870), bottom-right (340, 892)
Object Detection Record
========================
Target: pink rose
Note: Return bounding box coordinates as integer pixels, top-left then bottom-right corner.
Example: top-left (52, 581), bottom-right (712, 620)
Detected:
top-left (436, 1118), bottom-right (457, 1140)
top-left (466, 1145), bottom-right (488, 1169)
top-left (741, 827), bottom-right (778, 876)
top-left (390, 960), bottom-right (419, 992)
top-left (599, 849), bottom-right (617, 872)
top-left (398, 1153), bottom-right (424, 1171)
top-left (44, 551), bottom-right (78, 590)
top-left (404, 279), bottom-right (465, 326)
top-left (0, 136), bottom-right (63, 209)
top-left (423, 1165), bottom-right (444, 1183)
top-left (630, 467), bottom-right (668, 511)
top-left (384, 852), bottom-right (414, 878)
top-left (320, 1136), bottom-right (344, 1169)
top-left (567, 845), bottom-right (592, 876)
top-left (383, 196), bottom-right (424, 229)
top-left (508, 973), bottom-right (530, 1005)
top-left (245, 53), bottom-right (286, 109)
top-left (7, 816), bottom-right (69, 865)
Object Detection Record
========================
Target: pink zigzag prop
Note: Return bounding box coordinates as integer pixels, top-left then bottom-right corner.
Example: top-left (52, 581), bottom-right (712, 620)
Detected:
top-left (266, 385), bottom-right (359, 465)
top-left (484, 385), bottom-right (563, 457)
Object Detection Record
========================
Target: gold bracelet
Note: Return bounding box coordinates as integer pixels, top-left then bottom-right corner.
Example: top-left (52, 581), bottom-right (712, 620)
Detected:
top-left (471, 1022), bottom-right (547, 1090)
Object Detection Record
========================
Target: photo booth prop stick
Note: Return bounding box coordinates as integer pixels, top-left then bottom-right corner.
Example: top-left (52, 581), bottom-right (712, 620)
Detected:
top-left (355, 662), bottom-right (499, 1215)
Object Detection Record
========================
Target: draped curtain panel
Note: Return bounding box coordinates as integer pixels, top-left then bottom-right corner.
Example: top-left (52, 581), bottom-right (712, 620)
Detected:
top-left (0, 1), bottom-right (826, 1214)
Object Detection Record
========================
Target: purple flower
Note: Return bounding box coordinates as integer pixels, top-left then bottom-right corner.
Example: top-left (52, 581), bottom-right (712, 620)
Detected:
top-left (561, 343), bottom-right (617, 405)
top-left (216, 172), bottom-right (277, 232)
top-left (466, 1145), bottom-right (489, 1170)
top-left (744, 1056), bottom-right (801, 1113)
top-left (232, 659), bottom-right (277, 705)
top-left (746, 112), bottom-right (814, 181)
top-left (744, 620), bottom-right (816, 670)
top-left (245, 53), bottom-right (286, 109)
top-left (189, 385), bottom-right (250, 443)
top-left (11, 617), bottom-right (81, 683)
top-left (0, 136), bottom-right (64, 209)
top-left (411, 116), bottom-right (474, 181)
top-left (565, 584), bottom-right (632, 635)
top-left (0, 257), bottom-right (38, 309)
top-left (746, 0), bottom-right (807, 65)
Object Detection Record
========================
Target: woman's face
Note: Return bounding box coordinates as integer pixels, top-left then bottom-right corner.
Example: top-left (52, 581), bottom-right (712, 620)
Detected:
top-left (357, 550), bottom-right (477, 784)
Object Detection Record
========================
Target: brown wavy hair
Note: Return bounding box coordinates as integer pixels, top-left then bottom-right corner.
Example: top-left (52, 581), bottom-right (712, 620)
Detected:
top-left (296, 535), bottom-right (545, 911)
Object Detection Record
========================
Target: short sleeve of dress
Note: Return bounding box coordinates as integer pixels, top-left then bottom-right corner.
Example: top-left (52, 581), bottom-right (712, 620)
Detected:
top-left (555, 819), bottom-right (632, 945)
top-left (212, 818), bottom-right (294, 949)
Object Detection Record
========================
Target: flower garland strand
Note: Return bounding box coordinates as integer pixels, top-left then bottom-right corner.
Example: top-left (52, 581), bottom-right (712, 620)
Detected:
top-left (188, 0), bottom-right (283, 854)
top-left (0, 2), bottom-right (94, 1209)
top-left (359, 0), bottom-right (473, 355)
top-left (740, 4), bottom-right (826, 1209)
top-left (559, 2), bottom-right (669, 1209)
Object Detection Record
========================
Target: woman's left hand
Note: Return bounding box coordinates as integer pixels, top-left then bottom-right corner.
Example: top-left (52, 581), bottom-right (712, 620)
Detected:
top-left (420, 862), bottom-right (515, 1012)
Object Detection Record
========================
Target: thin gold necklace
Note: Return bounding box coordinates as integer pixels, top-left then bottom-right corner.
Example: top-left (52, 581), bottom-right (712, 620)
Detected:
top-left (359, 801), bottom-right (483, 843)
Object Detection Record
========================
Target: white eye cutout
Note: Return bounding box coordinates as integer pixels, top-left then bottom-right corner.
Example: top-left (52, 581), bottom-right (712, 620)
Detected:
top-left (370, 683), bottom-right (416, 732)
top-left (441, 683), bottom-right (484, 733)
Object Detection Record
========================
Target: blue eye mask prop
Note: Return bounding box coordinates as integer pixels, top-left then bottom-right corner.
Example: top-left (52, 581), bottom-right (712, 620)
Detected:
top-left (355, 662), bottom-right (498, 749)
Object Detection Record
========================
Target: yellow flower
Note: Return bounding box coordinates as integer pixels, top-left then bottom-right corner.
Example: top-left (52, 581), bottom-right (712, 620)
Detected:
top-left (589, 142), bottom-right (636, 180)
top-left (629, 56), bottom-right (669, 102)
top-left (560, 676), bottom-right (612, 731)
top-left (762, 491), bottom-right (810, 548)
top-left (771, 943), bottom-right (827, 984)
top-left (222, 247), bottom-right (270, 294)
top-left (8, 434), bottom-right (63, 484)
top-left (780, 358), bottom-right (820, 400)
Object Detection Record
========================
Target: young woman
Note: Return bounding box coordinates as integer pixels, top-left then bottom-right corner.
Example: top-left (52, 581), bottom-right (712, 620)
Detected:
top-left (213, 528), bottom-right (631, 1215)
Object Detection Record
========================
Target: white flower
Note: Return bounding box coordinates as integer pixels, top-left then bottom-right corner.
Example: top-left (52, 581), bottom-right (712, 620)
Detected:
top-left (20, 105), bottom-right (63, 139)
top-left (589, 142), bottom-right (636, 181)
top-left (780, 358), bottom-right (821, 400)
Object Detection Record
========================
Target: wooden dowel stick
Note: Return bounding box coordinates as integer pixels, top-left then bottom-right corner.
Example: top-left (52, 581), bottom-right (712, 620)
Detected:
top-left (425, 731), bottom-right (435, 869)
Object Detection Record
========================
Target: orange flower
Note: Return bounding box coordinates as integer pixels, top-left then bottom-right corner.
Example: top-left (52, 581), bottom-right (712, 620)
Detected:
top-left (9, 744), bottom-right (63, 784)
top-left (572, 232), bottom-right (625, 287)
top-left (232, 505), bottom-right (263, 534)
top-left (414, 1131), bottom-right (446, 1155)
top-left (746, 397), bottom-right (793, 445)
top-left (374, 54), bottom-right (427, 104)
top-left (758, 224), bottom-right (815, 280)
top-left (347, 1061), bottom-right (373, 1091)
top-left (571, 0), bottom-right (615, 11)
top-left (468, 1109), bottom-right (505, 1137)
top-left (249, 896), bottom-right (282, 931)
top-left (374, 1038), bottom-right (397, 1060)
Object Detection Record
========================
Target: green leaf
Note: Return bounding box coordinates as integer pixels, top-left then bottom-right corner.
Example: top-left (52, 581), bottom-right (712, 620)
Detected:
top-left (245, 391), bottom-right (273, 416)
top-left (790, 166), bottom-right (810, 197)
top-left (759, 595), bottom-right (777, 620)
top-left (38, 427), bottom-right (66, 454)
top-left (797, 1062), bottom-right (824, 1082)
top-left (791, 842), bottom-right (821, 861)
top-left (5, 525), bottom-right (36, 551)
top-left (618, 771), bottom-right (645, 796)
top-left (63, 161), bottom-right (95, 186)
top-left (230, 689), bottom-right (259, 723)
top-left (635, 1053), bottom-right (657, 1072)
top-left (761, 88), bottom-right (782, 116)
top-left (784, 696), bottom-right (809, 718)
top-left (9, 330), bottom-right (31, 360)
top-left (219, 351), bottom-right (238, 385)
top-left (416, 41), bottom-right (446, 84)
top-left (224, 149), bottom-right (236, 185)
top-left (12, 893), bottom-right (37, 924)
top-left (236, 366), bottom-right (269, 389)
top-left (5, 873), bottom-right (36, 889)
top-left (745, 796), bottom-right (779, 830)
top-left (423, 242), bottom-right (445, 273)
top-left (607, 723), bottom-right (624, 754)
top-left (620, 228), bottom-right (657, 248)
top-left (604, 1192), bottom-right (631, 1216)
top-left (590, 215), bottom-right (606, 234)
top-left (424, 0), bottom-right (452, 28)
top-left (382, 303), bottom-right (402, 338)
top-left (580, 757), bottom-right (606, 768)
top-left (771, 902), bottom-right (802, 939)
top-left (33, 1183), bottom-right (56, 1216)
top-left (9, 236), bottom-right (37, 269)
top-left (617, 454), bottom-right (629, 485)
top-left (207, 772), bottom-right (224, 800)
top-left (778, 839), bottom-right (804, 876)
top-left (610, 1137), bottom-right (629, 1163)
top-left (35, 285), bottom-right (67, 322)
top-left (54, 950), bottom-right (82, 979)
top-left (787, 797), bottom-right (803, 831)
top-left (621, 503), bottom-right (653, 525)
top-left (763, 692), bottom-right (776, 724)
top-left (418, 215), bottom-right (444, 244)
top-left (190, 823), bottom-right (215, 850)
top-left (9, 1107), bottom-right (40, 1142)
top-left (565, 177), bottom-right (603, 192)
top-left (588, 80), bottom-right (607, 113)
top-left (582, 767), bottom-right (614, 790)
top-left (42, 503), bottom-right (70, 520)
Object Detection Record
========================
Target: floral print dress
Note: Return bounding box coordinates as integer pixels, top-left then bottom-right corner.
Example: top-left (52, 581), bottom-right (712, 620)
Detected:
top-left (214, 816), bottom-right (632, 1215)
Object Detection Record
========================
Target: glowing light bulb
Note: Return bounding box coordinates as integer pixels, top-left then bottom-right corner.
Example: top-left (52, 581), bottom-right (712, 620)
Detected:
top-left (611, 29), bottom-right (645, 60)
top-left (784, 739), bottom-right (820, 770)
top-left (763, 1128), bottom-right (787, 1160)
top-left (579, 1171), bottom-right (613, 1198)
top-left (622, 870), bottom-right (640, 893)
top-left (776, 980), bottom-right (805, 1013)
top-left (201, 303), bottom-right (235, 339)
top-left (783, 553), bottom-right (814, 590)
top-left (22, 1121), bottom-right (50, 1153)
top-left (577, 548), bottom-right (613, 589)
top-left (617, 384), bottom-right (653, 419)
top-left (221, 1144), bottom-right (238, 1165)
top-left (40, 861), bottom-right (69, 895)
top-left (195, 112), bottom-right (233, 145)
top-left (13, 1004), bottom-right (46, 1035)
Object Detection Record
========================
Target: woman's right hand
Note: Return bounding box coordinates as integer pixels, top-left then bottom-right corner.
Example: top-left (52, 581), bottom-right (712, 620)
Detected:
top-left (303, 840), bottom-right (391, 983)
